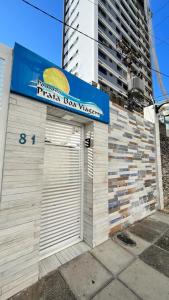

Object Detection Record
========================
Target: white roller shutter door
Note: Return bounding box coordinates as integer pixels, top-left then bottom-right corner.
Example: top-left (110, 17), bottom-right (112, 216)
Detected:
top-left (40, 118), bottom-right (83, 258)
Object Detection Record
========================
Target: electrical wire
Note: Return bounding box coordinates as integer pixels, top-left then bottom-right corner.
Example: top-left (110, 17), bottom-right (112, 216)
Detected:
top-left (86, 0), bottom-right (169, 101)
top-left (86, 0), bottom-right (169, 49)
top-left (21, 0), bottom-right (169, 80)
top-left (21, 0), bottom-right (116, 52)
top-left (86, 0), bottom-right (169, 82)
top-left (151, 67), bottom-right (169, 78)
top-left (88, 0), bottom-right (169, 50)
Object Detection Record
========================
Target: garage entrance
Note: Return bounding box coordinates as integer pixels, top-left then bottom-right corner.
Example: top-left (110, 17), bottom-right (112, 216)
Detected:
top-left (40, 117), bottom-right (83, 258)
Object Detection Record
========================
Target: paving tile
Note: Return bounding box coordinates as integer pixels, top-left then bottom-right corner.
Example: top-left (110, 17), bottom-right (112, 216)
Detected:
top-left (140, 245), bottom-right (169, 278)
top-left (91, 239), bottom-right (134, 275)
top-left (155, 229), bottom-right (169, 252)
top-left (140, 218), bottom-right (169, 233)
top-left (43, 270), bottom-right (76, 300)
top-left (114, 231), bottom-right (151, 256)
top-left (119, 259), bottom-right (169, 300)
top-left (92, 279), bottom-right (139, 300)
top-left (128, 222), bottom-right (160, 243)
top-left (60, 252), bottom-right (112, 300)
top-left (149, 212), bottom-right (169, 225)
top-left (9, 281), bottom-right (44, 300)
top-left (9, 271), bottom-right (75, 300)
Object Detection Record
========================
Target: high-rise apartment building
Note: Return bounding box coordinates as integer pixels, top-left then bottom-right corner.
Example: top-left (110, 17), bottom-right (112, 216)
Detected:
top-left (62, 0), bottom-right (152, 108)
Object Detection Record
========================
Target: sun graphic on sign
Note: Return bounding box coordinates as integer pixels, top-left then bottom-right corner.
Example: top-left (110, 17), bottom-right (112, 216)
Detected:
top-left (43, 68), bottom-right (70, 94)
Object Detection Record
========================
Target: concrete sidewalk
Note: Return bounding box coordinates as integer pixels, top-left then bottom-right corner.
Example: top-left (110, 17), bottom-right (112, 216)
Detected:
top-left (11, 212), bottom-right (169, 300)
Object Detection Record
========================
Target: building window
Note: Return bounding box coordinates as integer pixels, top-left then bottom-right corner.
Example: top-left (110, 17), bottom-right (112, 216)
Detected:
top-left (121, 24), bottom-right (128, 34)
top-left (115, 3), bottom-right (120, 10)
top-left (117, 79), bottom-right (122, 86)
top-left (98, 50), bottom-right (107, 60)
top-left (117, 65), bottom-right (122, 72)
top-left (116, 52), bottom-right (122, 60)
top-left (121, 13), bottom-right (128, 24)
top-left (123, 84), bottom-right (128, 91)
top-left (116, 27), bottom-right (120, 34)
top-left (99, 7), bottom-right (106, 18)
top-left (98, 20), bottom-right (106, 31)
top-left (99, 65), bottom-right (107, 75)
top-left (116, 16), bottom-right (120, 22)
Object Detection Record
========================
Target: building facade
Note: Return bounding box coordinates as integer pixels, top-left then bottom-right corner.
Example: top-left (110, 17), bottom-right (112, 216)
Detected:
top-left (0, 43), bottom-right (162, 300)
top-left (62, 0), bottom-right (153, 108)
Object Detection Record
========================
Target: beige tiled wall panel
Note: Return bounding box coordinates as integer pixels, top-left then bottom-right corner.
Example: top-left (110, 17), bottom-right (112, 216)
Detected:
top-left (0, 94), bottom-right (46, 300)
top-left (93, 122), bottom-right (109, 246)
top-left (83, 121), bottom-right (109, 247)
top-left (83, 122), bottom-right (94, 246)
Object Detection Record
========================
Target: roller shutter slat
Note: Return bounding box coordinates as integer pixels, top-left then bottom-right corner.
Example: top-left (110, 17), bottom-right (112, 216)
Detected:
top-left (40, 119), bottom-right (82, 256)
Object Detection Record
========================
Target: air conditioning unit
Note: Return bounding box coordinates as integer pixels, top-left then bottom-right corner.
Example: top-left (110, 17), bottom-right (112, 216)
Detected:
top-left (128, 76), bottom-right (144, 94)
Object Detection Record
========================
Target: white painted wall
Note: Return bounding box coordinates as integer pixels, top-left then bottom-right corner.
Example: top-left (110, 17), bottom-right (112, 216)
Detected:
top-left (63, 0), bottom-right (98, 82)
top-left (144, 105), bottom-right (155, 123)
top-left (144, 105), bottom-right (164, 210)
top-left (0, 94), bottom-right (46, 300)
top-left (0, 44), bottom-right (12, 197)
top-left (78, 0), bottom-right (98, 83)
top-left (83, 121), bottom-right (109, 247)
top-left (154, 114), bottom-right (164, 210)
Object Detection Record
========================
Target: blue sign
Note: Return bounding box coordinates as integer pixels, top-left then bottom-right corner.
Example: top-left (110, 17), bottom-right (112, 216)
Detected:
top-left (11, 44), bottom-right (109, 124)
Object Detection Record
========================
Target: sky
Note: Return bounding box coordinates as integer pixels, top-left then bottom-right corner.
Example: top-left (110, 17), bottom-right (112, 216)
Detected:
top-left (0, 0), bottom-right (63, 65)
top-left (0, 0), bottom-right (169, 103)
top-left (151, 0), bottom-right (169, 102)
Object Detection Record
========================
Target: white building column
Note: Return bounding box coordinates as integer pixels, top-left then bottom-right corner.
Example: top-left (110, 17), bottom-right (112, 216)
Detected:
top-left (83, 121), bottom-right (109, 247)
top-left (155, 113), bottom-right (164, 210)
top-left (144, 105), bottom-right (164, 210)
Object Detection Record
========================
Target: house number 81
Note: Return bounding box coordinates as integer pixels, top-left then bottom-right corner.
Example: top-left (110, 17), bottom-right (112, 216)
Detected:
top-left (19, 133), bottom-right (36, 145)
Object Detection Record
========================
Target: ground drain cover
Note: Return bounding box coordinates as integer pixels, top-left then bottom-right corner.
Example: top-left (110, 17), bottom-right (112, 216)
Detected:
top-left (117, 232), bottom-right (137, 247)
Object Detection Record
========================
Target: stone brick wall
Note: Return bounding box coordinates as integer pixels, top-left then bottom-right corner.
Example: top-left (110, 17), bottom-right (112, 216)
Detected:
top-left (108, 103), bottom-right (157, 233)
top-left (159, 122), bottom-right (169, 207)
